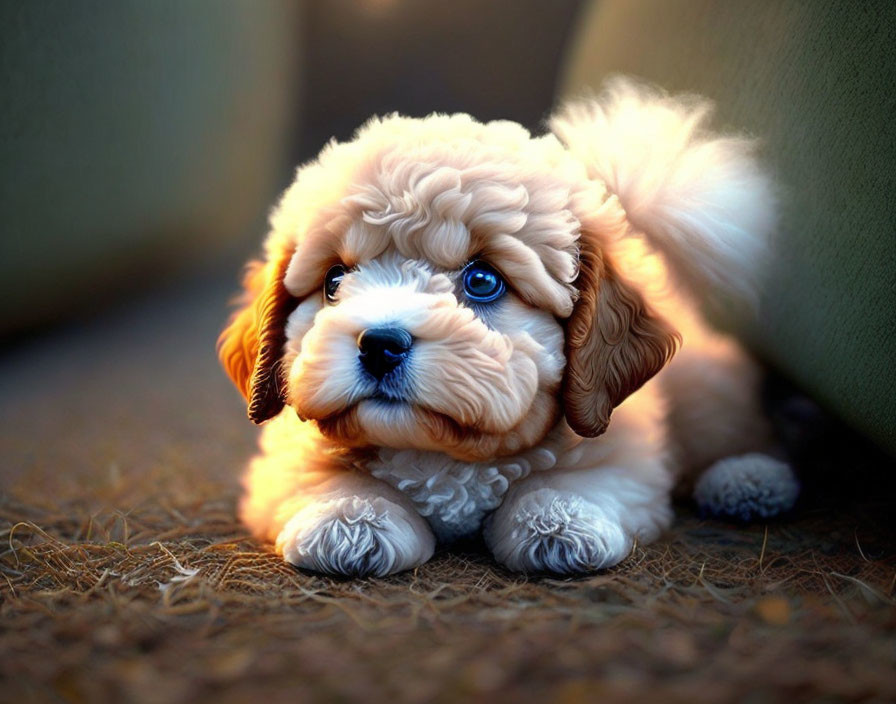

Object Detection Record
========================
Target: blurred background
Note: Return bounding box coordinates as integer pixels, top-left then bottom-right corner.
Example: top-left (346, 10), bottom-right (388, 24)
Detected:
top-left (1, 0), bottom-right (894, 484)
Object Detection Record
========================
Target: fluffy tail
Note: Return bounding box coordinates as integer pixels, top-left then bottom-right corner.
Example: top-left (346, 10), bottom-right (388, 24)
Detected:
top-left (550, 77), bottom-right (776, 310)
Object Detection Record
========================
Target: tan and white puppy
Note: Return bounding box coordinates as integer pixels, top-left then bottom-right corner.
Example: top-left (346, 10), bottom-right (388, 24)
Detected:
top-left (218, 79), bottom-right (798, 577)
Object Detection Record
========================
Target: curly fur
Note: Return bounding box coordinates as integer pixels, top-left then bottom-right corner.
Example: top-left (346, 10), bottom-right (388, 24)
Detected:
top-left (220, 77), bottom-right (792, 577)
top-left (694, 454), bottom-right (799, 522)
top-left (278, 496), bottom-right (434, 577)
top-left (484, 490), bottom-right (630, 575)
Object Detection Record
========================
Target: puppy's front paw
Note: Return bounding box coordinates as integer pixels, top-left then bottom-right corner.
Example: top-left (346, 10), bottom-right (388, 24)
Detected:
top-left (485, 489), bottom-right (631, 575)
top-left (694, 453), bottom-right (799, 522)
top-left (277, 496), bottom-right (435, 577)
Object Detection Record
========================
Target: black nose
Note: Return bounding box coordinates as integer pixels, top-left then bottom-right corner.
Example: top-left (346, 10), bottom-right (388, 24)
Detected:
top-left (358, 327), bottom-right (413, 379)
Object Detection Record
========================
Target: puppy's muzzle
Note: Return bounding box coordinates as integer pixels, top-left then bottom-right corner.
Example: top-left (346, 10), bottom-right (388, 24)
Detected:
top-left (357, 327), bottom-right (413, 380)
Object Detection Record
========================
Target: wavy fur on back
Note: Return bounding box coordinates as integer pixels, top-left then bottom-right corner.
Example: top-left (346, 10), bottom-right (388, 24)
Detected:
top-left (550, 77), bottom-right (776, 309)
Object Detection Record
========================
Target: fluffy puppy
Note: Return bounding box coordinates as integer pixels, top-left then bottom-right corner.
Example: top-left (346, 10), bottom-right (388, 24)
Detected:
top-left (218, 79), bottom-right (799, 577)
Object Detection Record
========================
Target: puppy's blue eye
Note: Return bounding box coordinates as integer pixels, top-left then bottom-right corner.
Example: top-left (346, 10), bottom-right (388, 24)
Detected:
top-left (462, 261), bottom-right (505, 303)
top-left (324, 264), bottom-right (346, 303)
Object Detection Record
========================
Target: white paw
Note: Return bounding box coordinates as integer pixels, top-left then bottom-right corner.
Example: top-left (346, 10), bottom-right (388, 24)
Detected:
top-left (485, 489), bottom-right (632, 575)
top-left (694, 453), bottom-right (799, 522)
top-left (277, 496), bottom-right (434, 577)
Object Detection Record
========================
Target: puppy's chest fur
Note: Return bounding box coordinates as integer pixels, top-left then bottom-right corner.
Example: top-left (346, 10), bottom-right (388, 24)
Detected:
top-left (368, 445), bottom-right (562, 542)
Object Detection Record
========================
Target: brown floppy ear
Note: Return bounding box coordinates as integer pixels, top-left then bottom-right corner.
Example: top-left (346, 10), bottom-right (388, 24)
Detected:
top-left (563, 235), bottom-right (680, 437)
top-left (217, 247), bottom-right (296, 424)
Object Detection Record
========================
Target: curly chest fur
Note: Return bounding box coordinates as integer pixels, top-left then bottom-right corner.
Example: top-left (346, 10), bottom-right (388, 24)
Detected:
top-left (368, 445), bottom-right (563, 542)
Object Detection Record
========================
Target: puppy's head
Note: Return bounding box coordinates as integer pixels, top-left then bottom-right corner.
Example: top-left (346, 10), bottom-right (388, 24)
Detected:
top-left (218, 111), bottom-right (678, 460)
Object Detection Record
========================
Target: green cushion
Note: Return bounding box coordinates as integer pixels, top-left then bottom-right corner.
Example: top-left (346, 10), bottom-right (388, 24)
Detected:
top-left (560, 0), bottom-right (896, 454)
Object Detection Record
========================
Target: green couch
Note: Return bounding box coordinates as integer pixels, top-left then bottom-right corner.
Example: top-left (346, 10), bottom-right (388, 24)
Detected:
top-left (559, 0), bottom-right (896, 454)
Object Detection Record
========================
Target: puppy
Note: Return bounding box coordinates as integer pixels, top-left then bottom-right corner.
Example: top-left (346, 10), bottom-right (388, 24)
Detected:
top-left (218, 79), bottom-right (799, 577)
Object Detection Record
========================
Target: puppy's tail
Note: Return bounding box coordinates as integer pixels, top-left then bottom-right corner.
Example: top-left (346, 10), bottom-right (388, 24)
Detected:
top-left (550, 77), bottom-right (776, 310)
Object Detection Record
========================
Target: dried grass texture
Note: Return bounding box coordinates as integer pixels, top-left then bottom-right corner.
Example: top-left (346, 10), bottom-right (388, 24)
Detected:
top-left (3, 491), bottom-right (895, 704)
top-left (1, 280), bottom-right (895, 703)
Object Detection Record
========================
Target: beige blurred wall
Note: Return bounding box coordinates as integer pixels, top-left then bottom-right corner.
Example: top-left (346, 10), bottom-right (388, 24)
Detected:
top-left (1, 0), bottom-right (303, 335)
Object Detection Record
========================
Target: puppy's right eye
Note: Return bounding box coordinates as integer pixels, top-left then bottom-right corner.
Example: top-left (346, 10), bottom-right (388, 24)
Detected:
top-left (324, 265), bottom-right (346, 303)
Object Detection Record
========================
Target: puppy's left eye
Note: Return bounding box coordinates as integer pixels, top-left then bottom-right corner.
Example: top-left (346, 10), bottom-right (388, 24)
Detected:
top-left (324, 264), bottom-right (346, 303)
top-left (462, 261), bottom-right (506, 303)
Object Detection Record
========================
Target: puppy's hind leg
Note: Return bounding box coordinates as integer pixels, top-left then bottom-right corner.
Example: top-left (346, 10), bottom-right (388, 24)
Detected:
top-left (662, 330), bottom-right (799, 522)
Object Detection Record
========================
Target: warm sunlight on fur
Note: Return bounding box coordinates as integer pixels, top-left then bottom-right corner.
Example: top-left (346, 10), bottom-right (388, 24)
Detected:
top-left (218, 78), bottom-right (797, 577)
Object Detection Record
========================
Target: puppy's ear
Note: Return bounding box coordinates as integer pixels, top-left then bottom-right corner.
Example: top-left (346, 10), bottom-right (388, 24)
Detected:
top-left (217, 247), bottom-right (296, 424)
top-left (563, 235), bottom-right (680, 437)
